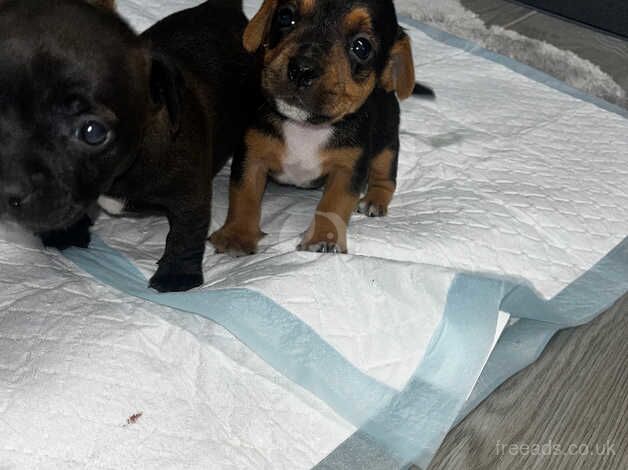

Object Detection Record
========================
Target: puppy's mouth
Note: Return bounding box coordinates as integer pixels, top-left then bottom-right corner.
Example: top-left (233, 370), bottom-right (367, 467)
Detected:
top-left (273, 97), bottom-right (332, 125)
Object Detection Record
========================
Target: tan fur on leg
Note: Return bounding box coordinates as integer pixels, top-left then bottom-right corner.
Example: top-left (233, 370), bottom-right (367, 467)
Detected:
top-left (210, 162), bottom-right (269, 256)
top-left (358, 148), bottom-right (396, 217)
top-left (299, 169), bottom-right (359, 253)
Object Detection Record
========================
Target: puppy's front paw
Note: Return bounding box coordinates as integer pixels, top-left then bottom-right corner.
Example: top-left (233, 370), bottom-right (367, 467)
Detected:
top-left (297, 241), bottom-right (345, 254)
top-left (357, 197), bottom-right (389, 217)
top-left (149, 262), bottom-right (203, 293)
top-left (39, 215), bottom-right (93, 250)
top-left (209, 226), bottom-right (262, 257)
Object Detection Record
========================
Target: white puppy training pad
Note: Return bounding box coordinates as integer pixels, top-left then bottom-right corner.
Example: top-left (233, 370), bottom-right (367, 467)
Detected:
top-left (1, 1), bottom-right (627, 469)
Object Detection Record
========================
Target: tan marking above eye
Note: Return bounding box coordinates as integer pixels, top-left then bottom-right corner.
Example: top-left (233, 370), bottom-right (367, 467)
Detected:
top-left (300, 0), bottom-right (316, 15)
top-left (343, 7), bottom-right (374, 35)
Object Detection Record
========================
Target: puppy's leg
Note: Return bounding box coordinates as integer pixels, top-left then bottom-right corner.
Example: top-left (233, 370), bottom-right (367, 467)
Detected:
top-left (149, 206), bottom-right (209, 293)
top-left (298, 169), bottom-right (360, 254)
top-left (210, 161), bottom-right (268, 256)
top-left (39, 214), bottom-right (93, 250)
top-left (358, 148), bottom-right (398, 217)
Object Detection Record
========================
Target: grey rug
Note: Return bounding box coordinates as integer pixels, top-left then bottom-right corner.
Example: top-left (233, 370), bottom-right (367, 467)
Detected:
top-left (396, 0), bottom-right (627, 107)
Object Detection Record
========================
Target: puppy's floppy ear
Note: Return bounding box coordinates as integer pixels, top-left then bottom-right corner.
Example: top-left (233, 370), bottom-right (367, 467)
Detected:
top-left (149, 52), bottom-right (184, 134)
top-left (85, 0), bottom-right (116, 10)
top-left (243, 0), bottom-right (277, 53)
top-left (381, 28), bottom-right (416, 100)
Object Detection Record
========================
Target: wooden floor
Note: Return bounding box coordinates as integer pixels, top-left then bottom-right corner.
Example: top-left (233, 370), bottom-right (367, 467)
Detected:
top-left (420, 4), bottom-right (628, 468)
top-left (428, 294), bottom-right (628, 469)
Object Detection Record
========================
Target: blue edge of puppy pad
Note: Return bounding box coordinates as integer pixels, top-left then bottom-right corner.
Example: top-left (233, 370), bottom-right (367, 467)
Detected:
top-left (63, 17), bottom-right (628, 470)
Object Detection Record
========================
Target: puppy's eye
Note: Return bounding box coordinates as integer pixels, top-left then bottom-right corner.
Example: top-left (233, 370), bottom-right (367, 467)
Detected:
top-left (77, 120), bottom-right (110, 146)
top-left (276, 5), bottom-right (297, 29)
top-left (350, 36), bottom-right (373, 62)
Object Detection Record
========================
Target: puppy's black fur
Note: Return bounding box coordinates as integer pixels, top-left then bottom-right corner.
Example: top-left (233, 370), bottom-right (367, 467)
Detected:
top-left (0, 0), bottom-right (255, 292)
top-left (210, 0), bottom-right (433, 256)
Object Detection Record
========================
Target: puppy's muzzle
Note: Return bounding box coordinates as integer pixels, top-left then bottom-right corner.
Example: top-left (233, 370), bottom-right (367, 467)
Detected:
top-left (287, 44), bottom-right (324, 89)
top-left (0, 170), bottom-right (49, 215)
top-left (1, 179), bottom-right (37, 212)
top-left (288, 56), bottom-right (321, 89)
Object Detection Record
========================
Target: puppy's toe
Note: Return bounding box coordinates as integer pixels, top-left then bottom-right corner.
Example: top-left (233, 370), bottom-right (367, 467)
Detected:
top-left (209, 228), bottom-right (260, 257)
top-left (357, 199), bottom-right (388, 218)
top-left (297, 241), bottom-right (345, 254)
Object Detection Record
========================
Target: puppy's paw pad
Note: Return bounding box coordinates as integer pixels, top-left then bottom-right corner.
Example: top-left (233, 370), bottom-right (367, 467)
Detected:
top-left (149, 270), bottom-right (203, 293)
top-left (297, 241), bottom-right (345, 254)
top-left (357, 199), bottom-right (388, 217)
top-left (209, 228), bottom-right (259, 257)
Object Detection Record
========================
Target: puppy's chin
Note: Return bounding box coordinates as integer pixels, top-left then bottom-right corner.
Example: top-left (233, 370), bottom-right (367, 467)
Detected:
top-left (271, 98), bottom-right (328, 125)
top-left (275, 99), bottom-right (310, 122)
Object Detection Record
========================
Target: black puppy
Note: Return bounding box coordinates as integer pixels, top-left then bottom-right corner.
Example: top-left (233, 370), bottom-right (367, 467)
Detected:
top-left (210, 0), bottom-right (433, 256)
top-left (0, 0), bottom-right (255, 291)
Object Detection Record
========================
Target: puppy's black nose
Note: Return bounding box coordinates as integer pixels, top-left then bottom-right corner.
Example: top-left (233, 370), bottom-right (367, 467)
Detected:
top-left (8, 196), bottom-right (23, 209)
top-left (2, 185), bottom-right (28, 210)
top-left (288, 57), bottom-right (321, 89)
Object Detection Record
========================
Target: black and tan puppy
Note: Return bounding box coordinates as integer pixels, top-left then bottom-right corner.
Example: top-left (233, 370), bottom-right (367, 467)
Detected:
top-left (210, 0), bottom-right (432, 255)
top-left (0, 0), bottom-right (255, 291)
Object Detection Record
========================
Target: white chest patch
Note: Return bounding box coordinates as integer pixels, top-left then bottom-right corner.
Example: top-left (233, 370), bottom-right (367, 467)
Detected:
top-left (273, 120), bottom-right (333, 188)
top-left (98, 196), bottom-right (127, 215)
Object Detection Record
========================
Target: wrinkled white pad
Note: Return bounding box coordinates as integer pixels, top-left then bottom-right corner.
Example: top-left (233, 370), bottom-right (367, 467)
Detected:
top-left (1, 0), bottom-right (627, 468)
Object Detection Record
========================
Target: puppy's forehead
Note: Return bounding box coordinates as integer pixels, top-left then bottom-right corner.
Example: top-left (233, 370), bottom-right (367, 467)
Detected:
top-left (0, 0), bottom-right (141, 51)
top-left (0, 40), bottom-right (132, 110)
top-left (290, 0), bottom-right (397, 40)
top-left (1, 42), bottom-right (104, 98)
top-left (0, 1), bottom-right (146, 113)
top-left (293, 0), bottom-right (373, 23)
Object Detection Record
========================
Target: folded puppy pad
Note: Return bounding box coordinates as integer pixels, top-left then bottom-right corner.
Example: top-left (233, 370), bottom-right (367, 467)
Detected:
top-left (1, 1), bottom-right (627, 468)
